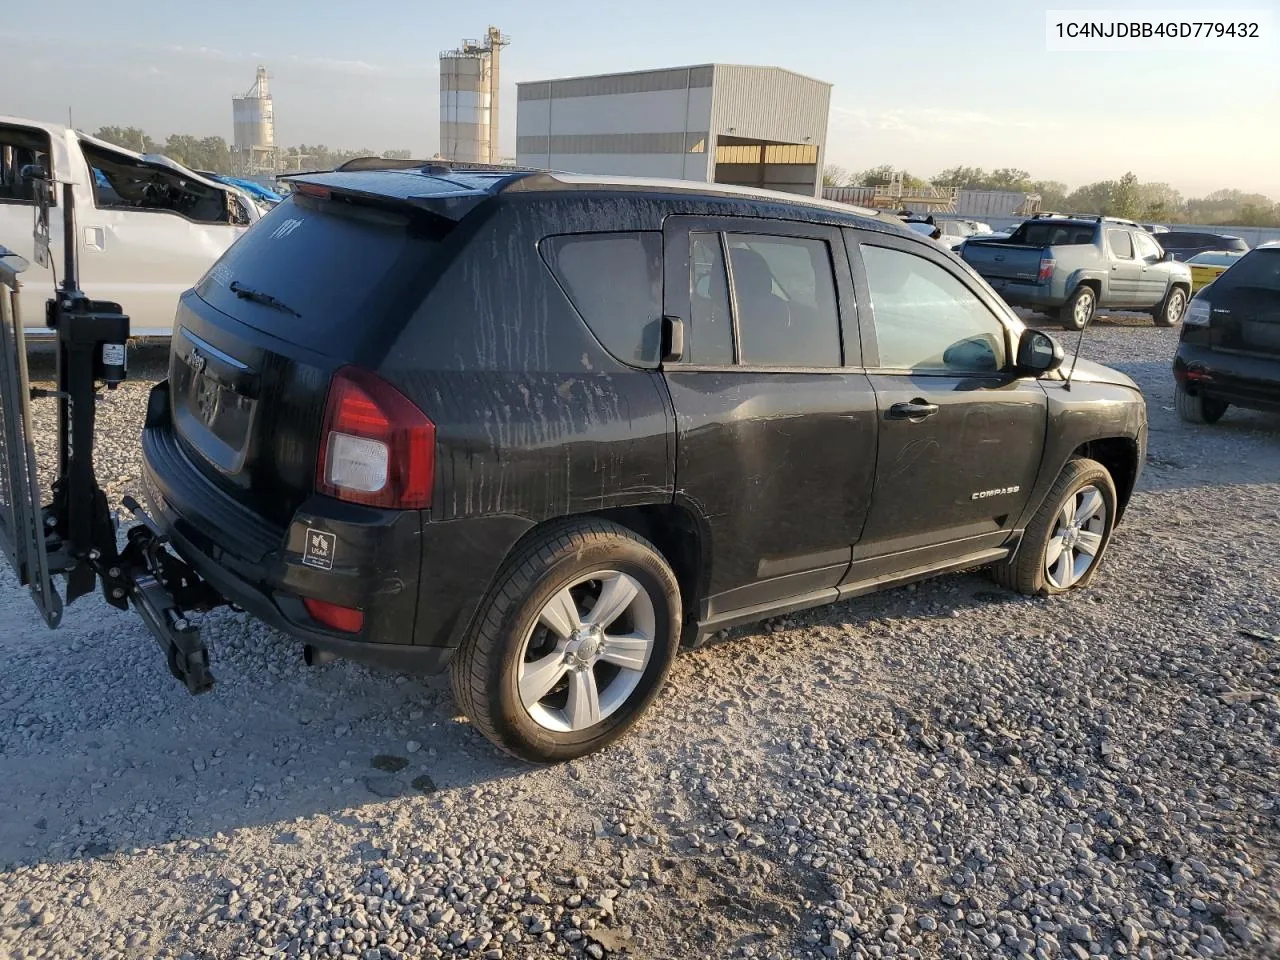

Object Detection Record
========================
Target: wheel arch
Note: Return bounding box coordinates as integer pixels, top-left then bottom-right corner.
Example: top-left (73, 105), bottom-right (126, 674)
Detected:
top-left (583, 502), bottom-right (708, 632)
top-left (1072, 437), bottom-right (1139, 521)
top-left (461, 502), bottom-right (708, 642)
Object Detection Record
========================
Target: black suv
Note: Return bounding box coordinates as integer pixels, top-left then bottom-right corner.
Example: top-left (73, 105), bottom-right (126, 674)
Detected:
top-left (1159, 231), bottom-right (1250, 262)
top-left (142, 168), bottom-right (1148, 761)
top-left (1174, 240), bottom-right (1280, 423)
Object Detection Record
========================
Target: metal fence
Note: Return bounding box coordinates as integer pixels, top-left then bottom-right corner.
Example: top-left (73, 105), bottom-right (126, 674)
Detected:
top-left (0, 257), bottom-right (61, 627)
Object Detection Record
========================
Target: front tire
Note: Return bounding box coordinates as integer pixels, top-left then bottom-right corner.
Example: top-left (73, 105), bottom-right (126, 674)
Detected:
top-left (990, 458), bottom-right (1117, 597)
top-left (451, 518), bottom-right (681, 762)
top-left (1154, 285), bottom-right (1188, 327)
top-left (1174, 381), bottom-right (1228, 424)
top-left (1059, 285), bottom-right (1096, 331)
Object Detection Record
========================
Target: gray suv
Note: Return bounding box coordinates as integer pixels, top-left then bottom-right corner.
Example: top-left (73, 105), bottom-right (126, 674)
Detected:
top-left (962, 215), bottom-right (1193, 330)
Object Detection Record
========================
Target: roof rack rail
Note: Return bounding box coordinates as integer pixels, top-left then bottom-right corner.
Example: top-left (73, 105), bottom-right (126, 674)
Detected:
top-left (1030, 211), bottom-right (1142, 226)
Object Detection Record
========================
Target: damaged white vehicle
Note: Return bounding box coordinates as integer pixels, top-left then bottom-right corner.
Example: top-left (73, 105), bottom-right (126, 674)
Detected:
top-left (0, 117), bottom-right (262, 337)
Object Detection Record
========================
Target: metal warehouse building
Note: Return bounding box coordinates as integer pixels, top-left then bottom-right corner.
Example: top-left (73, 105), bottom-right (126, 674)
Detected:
top-left (516, 64), bottom-right (831, 197)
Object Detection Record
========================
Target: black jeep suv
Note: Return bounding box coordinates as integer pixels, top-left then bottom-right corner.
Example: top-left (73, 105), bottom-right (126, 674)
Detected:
top-left (142, 168), bottom-right (1147, 761)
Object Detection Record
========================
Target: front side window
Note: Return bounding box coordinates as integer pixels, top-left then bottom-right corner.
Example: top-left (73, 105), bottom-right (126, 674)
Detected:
top-left (81, 143), bottom-right (230, 223)
top-left (724, 234), bottom-right (841, 367)
top-left (1133, 231), bottom-right (1163, 262)
top-left (861, 244), bottom-right (1007, 373)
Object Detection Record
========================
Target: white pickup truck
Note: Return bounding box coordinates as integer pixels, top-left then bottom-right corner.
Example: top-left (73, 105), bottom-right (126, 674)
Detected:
top-left (1, 116), bottom-right (263, 337)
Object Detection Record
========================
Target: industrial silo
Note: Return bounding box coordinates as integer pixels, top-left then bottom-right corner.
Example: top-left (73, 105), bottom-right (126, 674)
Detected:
top-left (439, 27), bottom-right (508, 164)
top-left (232, 66), bottom-right (277, 174)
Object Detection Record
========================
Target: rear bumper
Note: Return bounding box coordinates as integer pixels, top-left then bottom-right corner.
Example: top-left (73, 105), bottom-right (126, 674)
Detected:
top-left (982, 279), bottom-right (1059, 310)
top-left (140, 382), bottom-right (531, 672)
top-left (1174, 344), bottom-right (1280, 414)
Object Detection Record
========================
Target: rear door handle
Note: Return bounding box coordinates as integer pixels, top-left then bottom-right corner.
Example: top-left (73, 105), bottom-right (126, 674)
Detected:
top-left (887, 399), bottom-right (939, 421)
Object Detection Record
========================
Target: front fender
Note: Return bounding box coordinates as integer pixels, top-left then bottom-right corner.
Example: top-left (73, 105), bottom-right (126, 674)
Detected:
top-left (1016, 379), bottom-right (1147, 529)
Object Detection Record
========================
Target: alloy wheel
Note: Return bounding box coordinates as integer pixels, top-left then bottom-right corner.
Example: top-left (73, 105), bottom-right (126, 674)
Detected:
top-left (1075, 291), bottom-right (1094, 326)
top-left (517, 571), bottom-right (656, 732)
top-left (1044, 485), bottom-right (1107, 589)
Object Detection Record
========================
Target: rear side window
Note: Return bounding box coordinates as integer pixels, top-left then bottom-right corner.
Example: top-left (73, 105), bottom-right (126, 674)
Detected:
top-left (724, 234), bottom-right (841, 367)
top-left (688, 232), bottom-right (735, 364)
top-left (1209, 249), bottom-right (1280, 293)
top-left (196, 196), bottom-right (435, 344)
top-left (1015, 222), bottom-right (1095, 245)
top-left (1108, 230), bottom-right (1134, 259)
top-left (541, 232), bottom-right (662, 368)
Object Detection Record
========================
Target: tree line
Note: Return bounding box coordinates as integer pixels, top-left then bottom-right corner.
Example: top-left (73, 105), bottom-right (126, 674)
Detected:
top-left (89, 126), bottom-right (412, 175)
top-left (822, 164), bottom-right (1280, 227)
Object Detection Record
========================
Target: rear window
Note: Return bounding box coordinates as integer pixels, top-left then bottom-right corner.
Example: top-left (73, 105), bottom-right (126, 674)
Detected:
top-left (195, 195), bottom-right (437, 343)
top-left (540, 232), bottom-right (663, 368)
top-left (1209, 249), bottom-right (1280, 293)
top-left (1013, 222), bottom-right (1096, 246)
top-left (1188, 252), bottom-right (1241, 267)
top-left (1107, 230), bottom-right (1134, 259)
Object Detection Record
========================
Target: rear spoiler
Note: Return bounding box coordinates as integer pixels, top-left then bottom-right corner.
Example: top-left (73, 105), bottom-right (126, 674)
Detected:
top-left (280, 165), bottom-right (541, 222)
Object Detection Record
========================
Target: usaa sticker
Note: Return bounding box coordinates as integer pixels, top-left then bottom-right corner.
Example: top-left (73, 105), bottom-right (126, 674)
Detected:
top-left (303, 528), bottom-right (337, 570)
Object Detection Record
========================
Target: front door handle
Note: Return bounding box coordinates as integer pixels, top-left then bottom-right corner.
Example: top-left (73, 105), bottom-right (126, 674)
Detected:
top-left (887, 399), bottom-right (940, 421)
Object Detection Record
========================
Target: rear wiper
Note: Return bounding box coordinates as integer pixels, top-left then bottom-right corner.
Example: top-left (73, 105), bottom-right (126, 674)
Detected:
top-left (229, 280), bottom-right (301, 318)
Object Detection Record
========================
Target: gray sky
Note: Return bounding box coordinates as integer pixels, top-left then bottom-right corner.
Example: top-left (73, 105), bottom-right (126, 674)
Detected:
top-left (2, 0), bottom-right (1277, 197)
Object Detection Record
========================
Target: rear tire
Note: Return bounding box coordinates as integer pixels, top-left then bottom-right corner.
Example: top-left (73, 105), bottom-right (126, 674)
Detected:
top-left (450, 518), bottom-right (681, 763)
top-left (990, 458), bottom-right (1117, 597)
top-left (1153, 285), bottom-right (1188, 327)
top-left (1174, 381), bottom-right (1228, 424)
top-left (1059, 285), bottom-right (1096, 331)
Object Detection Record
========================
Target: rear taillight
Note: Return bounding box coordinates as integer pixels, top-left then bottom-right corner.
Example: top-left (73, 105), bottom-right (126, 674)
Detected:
top-left (316, 367), bottom-right (435, 509)
top-left (304, 597), bottom-right (364, 632)
top-left (1184, 299), bottom-right (1211, 327)
top-left (1038, 256), bottom-right (1056, 283)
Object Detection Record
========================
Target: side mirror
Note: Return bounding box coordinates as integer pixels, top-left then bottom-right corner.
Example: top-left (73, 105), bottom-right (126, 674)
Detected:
top-left (1161, 251), bottom-right (1175, 262)
top-left (1016, 329), bottom-right (1064, 374)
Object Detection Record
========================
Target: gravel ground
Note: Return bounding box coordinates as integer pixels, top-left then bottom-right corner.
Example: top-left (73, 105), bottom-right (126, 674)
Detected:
top-left (1, 316), bottom-right (1278, 960)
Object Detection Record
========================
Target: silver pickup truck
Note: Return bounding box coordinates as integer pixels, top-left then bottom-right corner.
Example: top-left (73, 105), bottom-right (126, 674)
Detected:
top-left (962, 215), bottom-right (1193, 330)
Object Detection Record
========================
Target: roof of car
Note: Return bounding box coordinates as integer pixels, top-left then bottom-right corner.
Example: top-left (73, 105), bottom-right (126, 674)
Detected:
top-left (287, 166), bottom-right (901, 232)
top-left (1258, 240), bottom-right (1280, 250)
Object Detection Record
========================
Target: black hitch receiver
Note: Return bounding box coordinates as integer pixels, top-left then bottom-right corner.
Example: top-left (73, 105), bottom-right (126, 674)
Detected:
top-left (117, 499), bottom-right (220, 694)
top-left (0, 168), bottom-right (224, 694)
